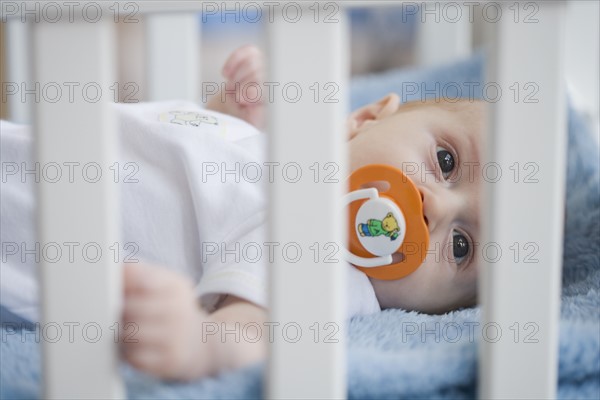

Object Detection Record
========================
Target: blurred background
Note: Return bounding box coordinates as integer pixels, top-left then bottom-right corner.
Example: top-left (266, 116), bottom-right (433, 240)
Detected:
top-left (0, 6), bottom-right (446, 118)
top-left (116, 6), bottom-right (421, 97)
top-left (1, 2), bottom-right (598, 141)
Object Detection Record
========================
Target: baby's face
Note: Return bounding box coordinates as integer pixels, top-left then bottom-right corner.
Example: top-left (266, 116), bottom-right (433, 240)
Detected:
top-left (348, 96), bottom-right (486, 313)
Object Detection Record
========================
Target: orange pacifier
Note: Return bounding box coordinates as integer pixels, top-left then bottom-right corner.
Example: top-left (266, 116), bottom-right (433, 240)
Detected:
top-left (342, 164), bottom-right (429, 280)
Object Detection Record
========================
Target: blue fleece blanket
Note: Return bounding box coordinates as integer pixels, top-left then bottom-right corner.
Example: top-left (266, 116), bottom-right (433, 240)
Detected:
top-left (2, 54), bottom-right (599, 399)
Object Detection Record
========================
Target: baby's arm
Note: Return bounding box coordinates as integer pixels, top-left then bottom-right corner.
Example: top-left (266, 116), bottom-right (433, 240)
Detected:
top-left (121, 263), bottom-right (266, 381)
top-left (206, 45), bottom-right (265, 130)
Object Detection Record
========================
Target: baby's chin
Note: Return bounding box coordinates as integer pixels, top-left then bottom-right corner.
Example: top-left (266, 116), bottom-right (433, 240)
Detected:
top-left (369, 275), bottom-right (477, 314)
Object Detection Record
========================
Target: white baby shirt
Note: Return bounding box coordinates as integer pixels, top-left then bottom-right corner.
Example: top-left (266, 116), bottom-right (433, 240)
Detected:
top-left (0, 101), bottom-right (380, 322)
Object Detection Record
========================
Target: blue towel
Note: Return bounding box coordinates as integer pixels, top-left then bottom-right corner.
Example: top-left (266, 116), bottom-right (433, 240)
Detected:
top-left (2, 53), bottom-right (599, 399)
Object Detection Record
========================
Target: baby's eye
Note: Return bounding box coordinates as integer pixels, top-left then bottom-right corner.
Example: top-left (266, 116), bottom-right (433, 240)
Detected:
top-left (452, 230), bottom-right (470, 264)
top-left (436, 146), bottom-right (455, 179)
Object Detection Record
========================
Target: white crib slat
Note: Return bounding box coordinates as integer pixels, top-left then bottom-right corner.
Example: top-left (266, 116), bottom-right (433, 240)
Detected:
top-left (565, 0), bottom-right (600, 140)
top-left (145, 13), bottom-right (200, 101)
top-left (416, 3), bottom-right (472, 67)
top-left (32, 17), bottom-right (124, 399)
top-left (480, 2), bottom-right (566, 398)
top-left (5, 18), bottom-right (31, 123)
top-left (267, 11), bottom-right (348, 400)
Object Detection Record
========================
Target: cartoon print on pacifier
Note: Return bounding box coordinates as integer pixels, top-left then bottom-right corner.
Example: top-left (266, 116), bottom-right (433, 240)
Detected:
top-left (358, 212), bottom-right (400, 241)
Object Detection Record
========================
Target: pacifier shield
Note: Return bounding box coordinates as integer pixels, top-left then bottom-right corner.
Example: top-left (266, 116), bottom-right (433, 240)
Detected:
top-left (348, 164), bottom-right (429, 280)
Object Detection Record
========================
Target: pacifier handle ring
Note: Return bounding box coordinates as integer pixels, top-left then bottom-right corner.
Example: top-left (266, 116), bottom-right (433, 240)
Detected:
top-left (341, 188), bottom-right (393, 268)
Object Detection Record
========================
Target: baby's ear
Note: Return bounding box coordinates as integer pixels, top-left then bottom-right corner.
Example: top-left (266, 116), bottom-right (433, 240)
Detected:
top-left (347, 93), bottom-right (400, 140)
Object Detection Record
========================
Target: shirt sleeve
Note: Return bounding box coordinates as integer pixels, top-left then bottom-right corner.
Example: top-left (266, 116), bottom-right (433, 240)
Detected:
top-left (195, 212), bottom-right (268, 312)
top-left (195, 215), bottom-right (382, 319)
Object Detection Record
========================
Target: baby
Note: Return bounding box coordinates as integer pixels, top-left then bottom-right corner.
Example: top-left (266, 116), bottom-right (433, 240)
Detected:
top-left (120, 45), bottom-right (485, 380)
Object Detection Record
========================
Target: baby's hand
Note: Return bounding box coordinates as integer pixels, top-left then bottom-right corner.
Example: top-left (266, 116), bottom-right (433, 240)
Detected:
top-left (221, 45), bottom-right (265, 129)
top-left (121, 263), bottom-right (212, 380)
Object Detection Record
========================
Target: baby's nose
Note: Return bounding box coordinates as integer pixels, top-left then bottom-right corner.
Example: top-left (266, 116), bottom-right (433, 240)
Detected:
top-left (420, 188), bottom-right (446, 233)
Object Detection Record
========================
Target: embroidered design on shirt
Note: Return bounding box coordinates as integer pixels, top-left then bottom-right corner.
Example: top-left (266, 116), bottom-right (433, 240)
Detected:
top-left (159, 111), bottom-right (219, 127)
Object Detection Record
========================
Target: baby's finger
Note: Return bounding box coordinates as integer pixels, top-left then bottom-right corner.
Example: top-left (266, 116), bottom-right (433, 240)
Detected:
top-left (123, 263), bottom-right (149, 294)
top-left (121, 320), bottom-right (165, 346)
top-left (240, 85), bottom-right (262, 106)
top-left (123, 344), bottom-right (163, 373)
top-left (232, 55), bottom-right (263, 86)
top-left (123, 336), bottom-right (190, 380)
top-left (239, 104), bottom-right (265, 128)
top-left (123, 263), bottom-right (172, 295)
top-left (222, 45), bottom-right (261, 79)
top-left (233, 65), bottom-right (264, 107)
top-left (122, 295), bottom-right (170, 322)
top-left (223, 78), bottom-right (262, 106)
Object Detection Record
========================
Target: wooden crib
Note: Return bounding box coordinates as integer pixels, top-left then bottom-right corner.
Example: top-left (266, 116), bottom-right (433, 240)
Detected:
top-left (2, 1), bottom-right (597, 398)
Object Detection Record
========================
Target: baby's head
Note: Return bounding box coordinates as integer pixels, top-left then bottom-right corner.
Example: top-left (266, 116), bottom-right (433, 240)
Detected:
top-left (347, 94), bottom-right (486, 314)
